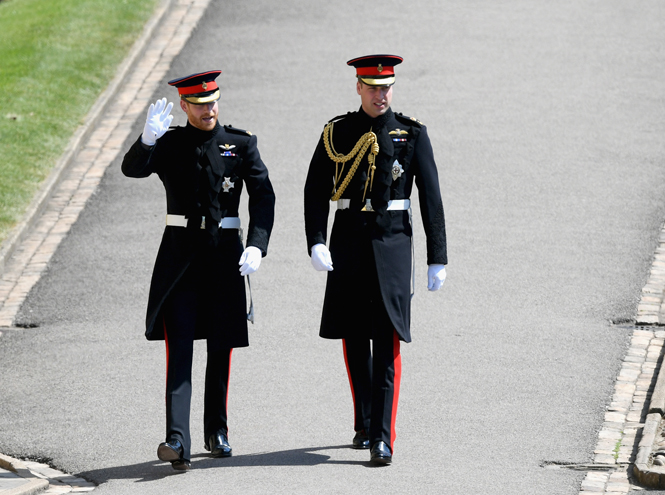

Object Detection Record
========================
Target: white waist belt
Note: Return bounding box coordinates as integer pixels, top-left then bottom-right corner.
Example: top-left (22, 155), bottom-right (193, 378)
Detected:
top-left (336, 199), bottom-right (410, 211)
top-left (166, 214), bottom-right (241, 230)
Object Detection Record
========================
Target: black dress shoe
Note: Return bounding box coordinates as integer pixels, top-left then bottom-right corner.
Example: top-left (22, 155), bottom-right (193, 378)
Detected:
top-left (352, 430), bottom-right (370, 449)
top-left (370, 441), bottom-right (392, 465)
top-left (158, 439), bottom-right (190, 470)
top-left (157, 439), bottom-right (184, 462)
top-left (171, 459), bottom-right (191, 471)
top-left (205, 431), bottom-right (232, 457)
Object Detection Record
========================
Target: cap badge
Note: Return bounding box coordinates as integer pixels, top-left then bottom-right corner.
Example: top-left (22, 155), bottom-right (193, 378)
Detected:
top-left (392, 160), bottom-right (404, 181)
top-left (202, 82), bottom-right (208, 90)
top-left (222, 177), bottom-right (235, 193)
top-left (377, 64), bottom-right (383, 73)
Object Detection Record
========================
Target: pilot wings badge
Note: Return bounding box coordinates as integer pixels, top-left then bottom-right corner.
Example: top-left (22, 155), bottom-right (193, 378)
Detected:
top-left (219, 144), bottom-right (237, 156)
top-left (389, 128), bottom-right (408, 142)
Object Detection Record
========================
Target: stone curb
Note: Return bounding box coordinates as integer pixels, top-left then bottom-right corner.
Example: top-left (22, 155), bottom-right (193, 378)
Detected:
top-left (649, 351), bottom-right (665, 416)
top-left (0, 454), bottom-right (49, 495)
top-left (633, 412), bottom-right (665, 488)
top-left (631, 220), bottom-right (665, 489)
top-left (632, 376), bottom-right (665, 488)
top-left (0, 0), bottom-right (173, 278)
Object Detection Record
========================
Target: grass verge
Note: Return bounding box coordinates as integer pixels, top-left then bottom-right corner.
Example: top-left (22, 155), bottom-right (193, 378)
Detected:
top-left (0, 0), bottom-right (159, 244)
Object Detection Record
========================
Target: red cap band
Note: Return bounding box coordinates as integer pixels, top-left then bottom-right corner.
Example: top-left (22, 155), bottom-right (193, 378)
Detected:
top-left (355, 66), bottom-right (395, 77)
top-left (177, 80), bottom-right (219, 96)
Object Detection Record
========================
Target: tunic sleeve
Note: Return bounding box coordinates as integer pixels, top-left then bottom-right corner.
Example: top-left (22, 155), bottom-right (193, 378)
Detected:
top-left (121, 135), bottom-right (160, 178)
top-left (412, 126), bottom-right (448, 265)
top-left (242, 134), bottom-right (276, 256)
top-left (303, 134), bottom-right (333, 255)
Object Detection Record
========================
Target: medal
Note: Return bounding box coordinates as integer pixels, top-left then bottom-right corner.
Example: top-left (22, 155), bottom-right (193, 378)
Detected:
top-left (392, 160), bottom-right (404, 181)
top-left (222, 177), bottom-right (235, 193)
top-left (219, 144), bottom-right (237, 157)
top-left (389, 128), bottom-right (408, 143)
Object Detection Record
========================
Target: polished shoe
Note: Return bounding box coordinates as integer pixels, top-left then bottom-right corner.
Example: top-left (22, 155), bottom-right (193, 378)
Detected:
top-left (158, 439), bottom-right (190, 470)
top-left (157, 439), bottom-right (184, 462)
top-left (171, 459), bottom-right (191, 471)
top-left (205, 431), bottom-right (232, 457)
top-left (370, 441), bottom-right (392, 465)
top-left (352, 430), bottom-right (370, 449)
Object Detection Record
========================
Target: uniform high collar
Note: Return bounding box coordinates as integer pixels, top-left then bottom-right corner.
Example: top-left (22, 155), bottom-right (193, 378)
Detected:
top-left (358, 107), bottom-right (393, 131)
top-left (185, 121), bottom-right (221, 145)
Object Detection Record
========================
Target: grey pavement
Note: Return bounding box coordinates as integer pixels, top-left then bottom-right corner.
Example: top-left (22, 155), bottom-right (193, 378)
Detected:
top-left (1, 0), bottom-right (665, 494)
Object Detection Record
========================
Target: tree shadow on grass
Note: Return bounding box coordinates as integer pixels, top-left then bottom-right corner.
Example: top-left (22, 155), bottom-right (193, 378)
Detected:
top-left (78, 444), bottom-right (384, 485)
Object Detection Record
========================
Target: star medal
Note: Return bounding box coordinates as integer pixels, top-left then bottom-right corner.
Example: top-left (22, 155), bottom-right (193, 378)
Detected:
top-left (392, 160), bottom-right (404, 181)
top-left (222, 177), bottom-right (235, 193)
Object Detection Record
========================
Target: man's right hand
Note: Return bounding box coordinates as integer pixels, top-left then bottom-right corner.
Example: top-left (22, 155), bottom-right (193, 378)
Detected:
top-left (311, 243), bottom-right (333, 271)
top-left (141, 98), bottom-right (174, 146)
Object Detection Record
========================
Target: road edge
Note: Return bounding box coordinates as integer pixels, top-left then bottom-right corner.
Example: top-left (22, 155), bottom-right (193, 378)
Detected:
top-left (0, 454), bottom-right (49, 495)
top-left (631, 221), bottom-right (665, 489)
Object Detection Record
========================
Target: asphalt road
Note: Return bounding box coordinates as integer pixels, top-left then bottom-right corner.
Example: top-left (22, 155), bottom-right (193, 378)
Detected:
top-left (1, 1), bottom-right (665, 493)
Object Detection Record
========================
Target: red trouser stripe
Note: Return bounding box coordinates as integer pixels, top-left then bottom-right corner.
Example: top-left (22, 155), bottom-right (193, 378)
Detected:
top-left (226, 349), bottom-right (233, 432)
top-left (163, 318), bottom-right (169, 403)
top-left (342, 340), bottom-right (358, 427)
top-left (390, 331), bottom-right (402, 451)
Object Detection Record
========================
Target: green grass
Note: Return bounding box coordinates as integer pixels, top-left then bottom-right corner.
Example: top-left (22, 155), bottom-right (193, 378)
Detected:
top-left (0, 0), bottom-right (158, 243)
top-left (614, 437), bottom-right (621, 461)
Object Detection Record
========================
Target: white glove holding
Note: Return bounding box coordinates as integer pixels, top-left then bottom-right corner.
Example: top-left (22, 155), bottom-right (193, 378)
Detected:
top-left (141, 98), bottom-right (174, 146)
top-left (239, 246), bottom-right (262, 276)
top-left (427, 264), bottom-right (447, 291)
top-left (311, 243), bottom-right (333, 271)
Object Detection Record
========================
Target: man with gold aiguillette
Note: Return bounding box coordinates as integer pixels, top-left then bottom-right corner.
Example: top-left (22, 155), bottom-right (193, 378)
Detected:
top-left (122, 70), bottom-right (275, 470)
top-left (304, 54), bottom-right (448, 465)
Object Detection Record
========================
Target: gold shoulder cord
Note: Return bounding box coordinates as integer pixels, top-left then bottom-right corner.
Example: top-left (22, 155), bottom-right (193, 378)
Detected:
top-left (323, 122), bottom-right (379, 202)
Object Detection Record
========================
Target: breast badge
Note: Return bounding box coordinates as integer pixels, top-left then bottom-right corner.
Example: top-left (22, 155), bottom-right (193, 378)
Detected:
top-left (389, 128), bottom-right (408, 142)
top-left (391, 160), bottom-right (404, 181)
top-left (219, 144), bottom-right (237, 156)
top-left (222, 177), bottom-right (235, 193)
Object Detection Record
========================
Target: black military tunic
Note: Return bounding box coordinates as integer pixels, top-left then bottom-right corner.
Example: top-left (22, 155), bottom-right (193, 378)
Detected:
top-left (304, 107), bottom-right (447, 343)
top-left (122, 121), bottom-right (275, 348)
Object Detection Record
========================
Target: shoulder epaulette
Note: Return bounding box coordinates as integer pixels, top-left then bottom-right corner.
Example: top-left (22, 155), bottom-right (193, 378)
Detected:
top-left (328, 111), bottom-right (353, 123)
top-left (395, 112), bottom-right (424, 127)
top-left (224, 124), bottom-right (252, 136)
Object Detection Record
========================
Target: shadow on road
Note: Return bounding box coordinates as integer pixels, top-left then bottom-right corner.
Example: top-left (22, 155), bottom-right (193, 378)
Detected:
top-left (78, 444), bottom-right (378, 484)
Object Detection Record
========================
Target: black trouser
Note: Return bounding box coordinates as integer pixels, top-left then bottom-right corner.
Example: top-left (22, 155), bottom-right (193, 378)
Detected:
top-left (163, 288), bottom-right (232, 462)
top-left (343, 330), bottom-right (402, 451)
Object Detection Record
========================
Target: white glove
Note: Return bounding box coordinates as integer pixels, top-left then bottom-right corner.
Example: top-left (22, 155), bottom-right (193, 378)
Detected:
top-left (427, 264), bottom-right (446, 291)
top-left (141, 98), bottom-right (174, 146)
top-left (239, 246), bottom-right (262, 276)
top-left (311, 243), bottom-right (333, 271)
